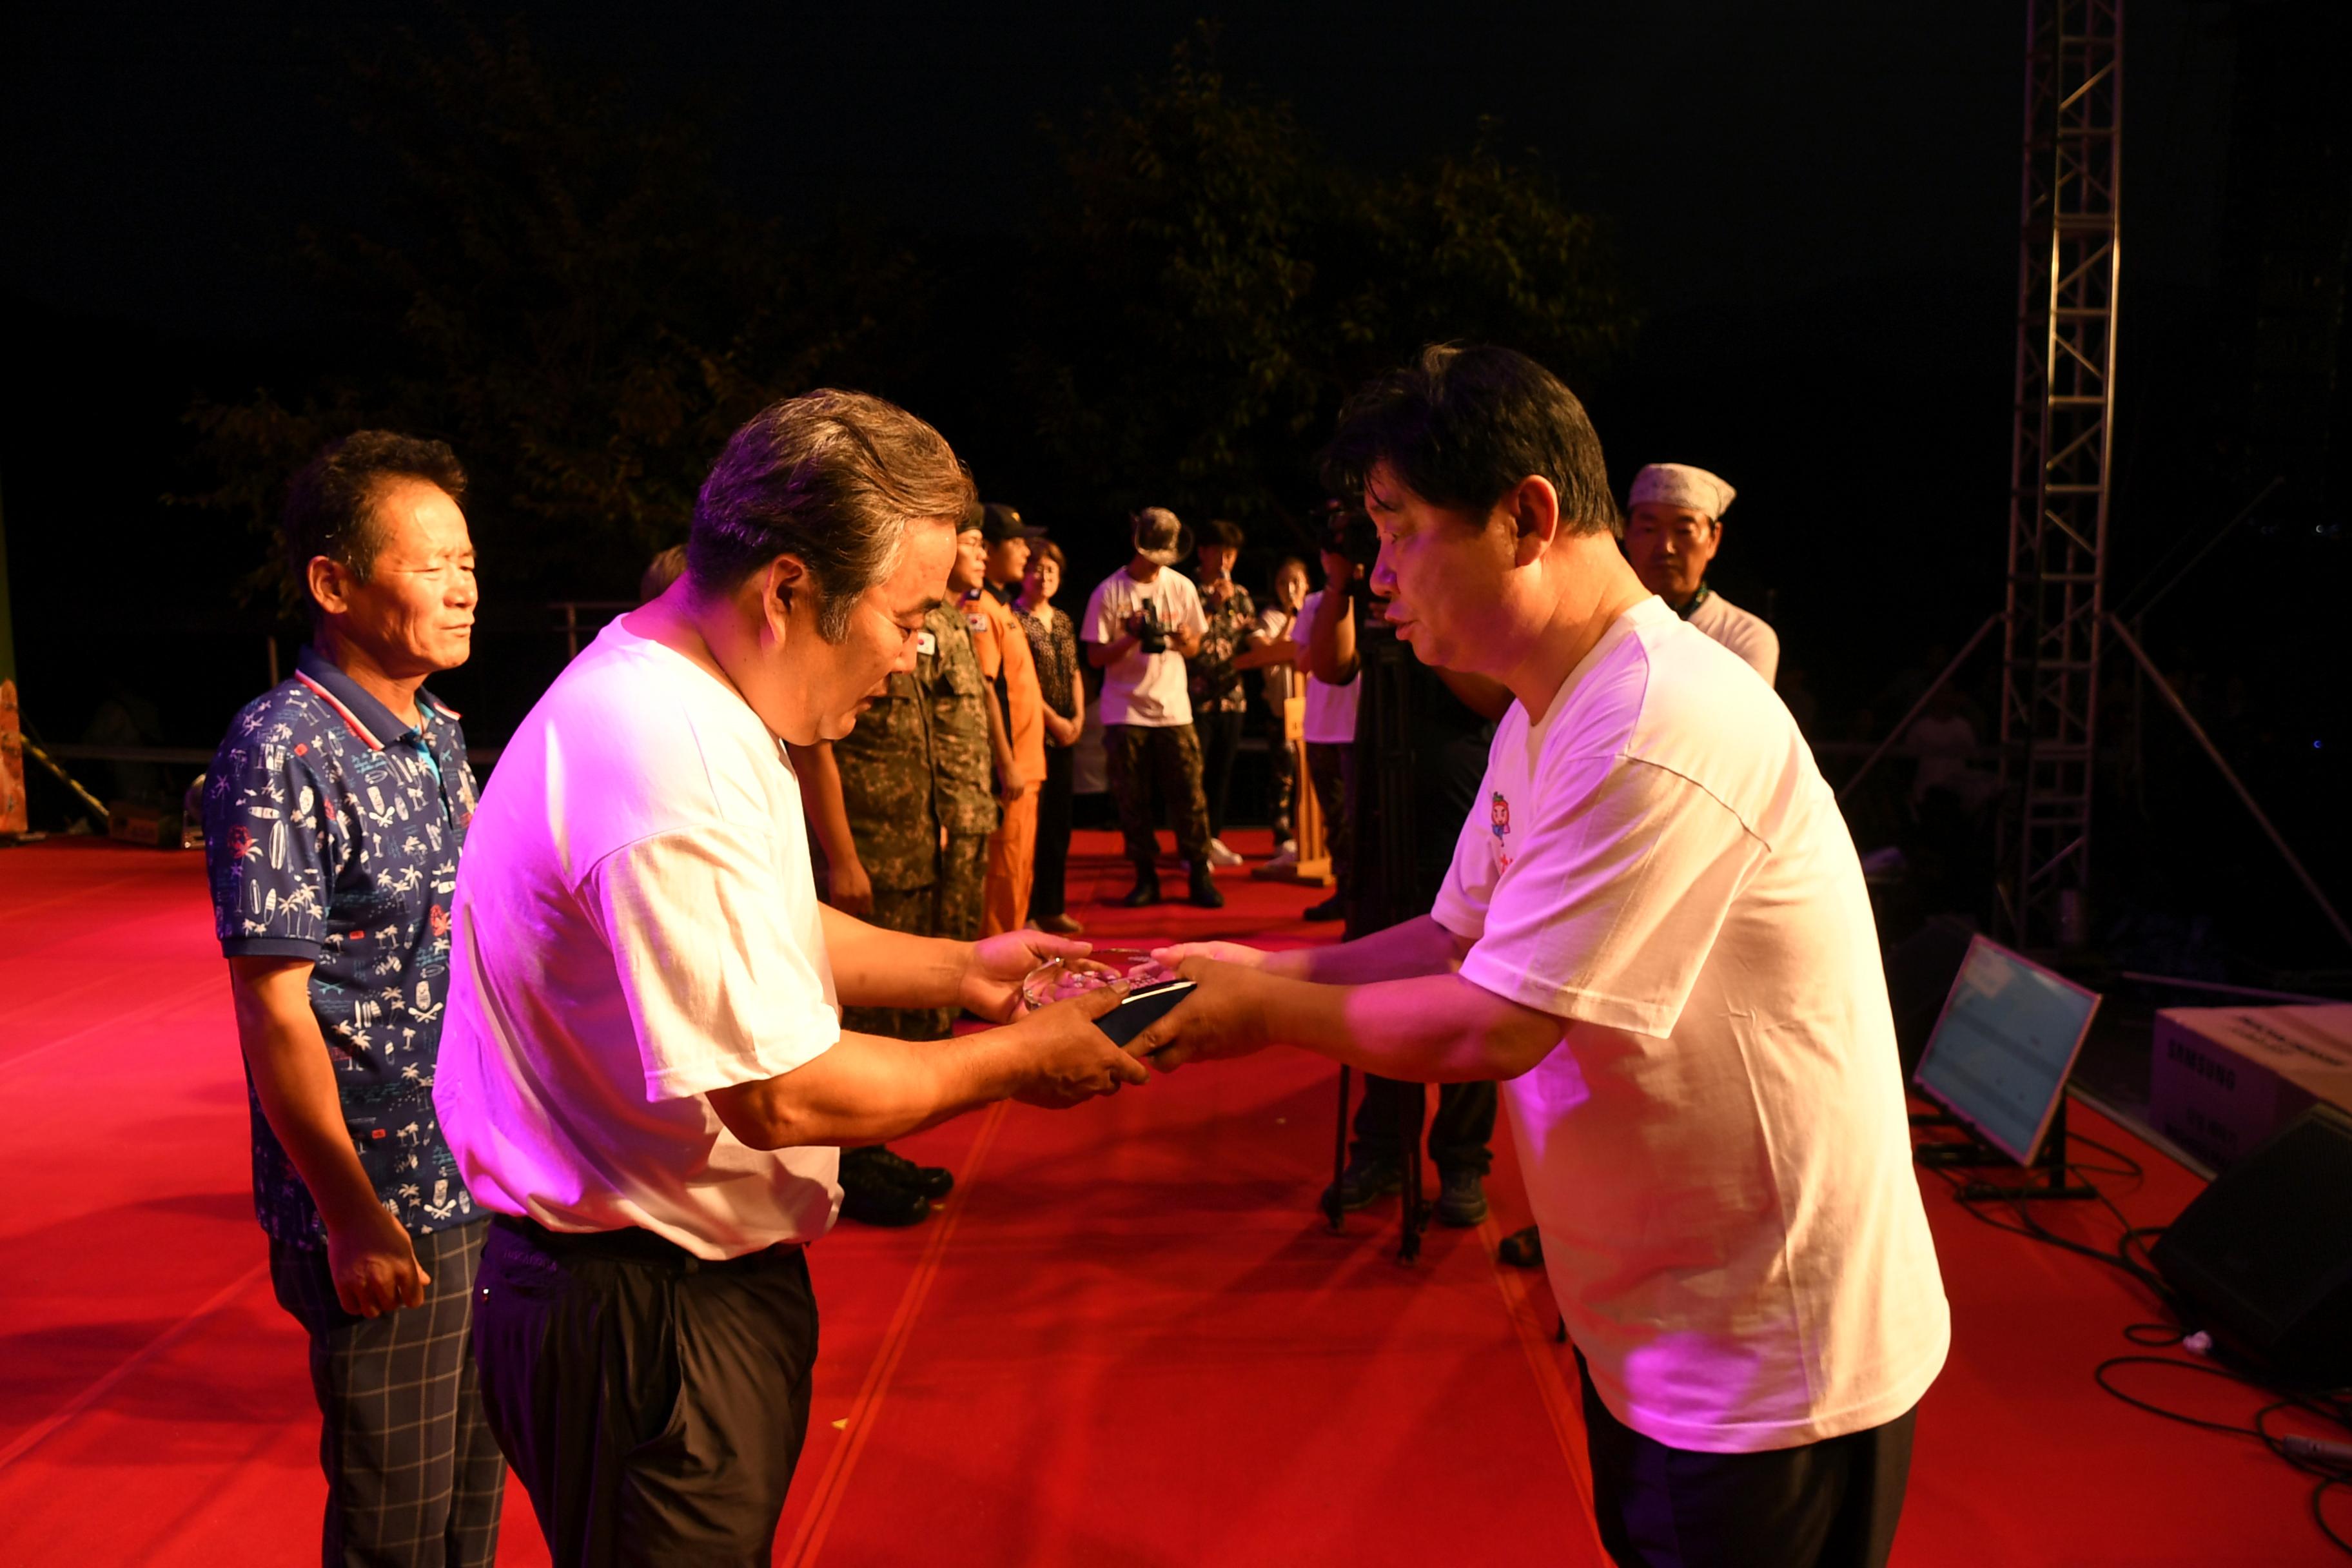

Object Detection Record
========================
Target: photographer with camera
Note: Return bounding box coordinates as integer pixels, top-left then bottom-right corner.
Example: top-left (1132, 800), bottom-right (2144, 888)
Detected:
top-left (1080, 508), bottom-right (1223, 909)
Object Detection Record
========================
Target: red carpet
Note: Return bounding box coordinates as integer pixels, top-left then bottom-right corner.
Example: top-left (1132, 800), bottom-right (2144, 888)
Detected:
top-left (0, 833), bottom-right (2339, 1565)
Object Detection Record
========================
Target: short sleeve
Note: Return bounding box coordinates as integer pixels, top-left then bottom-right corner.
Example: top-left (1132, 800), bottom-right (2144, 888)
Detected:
top-left (1083, 580), bottom-right (1119, 645)
top-left (589, 825), bottom-right (841, 1100)
top-left (206, 732), bottom-right (333, 961)
top-left (1451, 758), bottom-right (1766, 1039)
top-left (966, 605), bottom-right (1002, 680)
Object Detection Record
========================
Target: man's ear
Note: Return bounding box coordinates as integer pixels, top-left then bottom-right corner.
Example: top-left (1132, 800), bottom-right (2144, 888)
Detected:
top-left (1507, 475), bottom-right (1563, 566)
top-left (306, 555), bottom-right (353, 618)
top-left (760, 554), bottom-right (813, 640)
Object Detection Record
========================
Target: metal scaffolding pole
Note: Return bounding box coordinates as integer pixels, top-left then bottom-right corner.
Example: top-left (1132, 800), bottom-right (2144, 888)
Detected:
top-left (1995, 0), bottom-right (2123, 951)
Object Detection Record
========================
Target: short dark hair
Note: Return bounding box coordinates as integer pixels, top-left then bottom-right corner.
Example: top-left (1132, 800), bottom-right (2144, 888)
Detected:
top-left (1320, 344), bottom-right (1620, 538)
top-left (1028, 538), bottom-right (1067, 574)
top-left (688, 389), bottom-right (975, 643)
top-left (1199, 518), bottom-right (1246, 551)
top-left (282, 431), bottom-right (467, 609)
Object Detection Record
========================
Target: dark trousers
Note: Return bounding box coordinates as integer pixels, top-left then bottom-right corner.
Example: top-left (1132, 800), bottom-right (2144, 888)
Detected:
top-left (270, 1221), bottom-right (504, 1568)
top-left (1104, 721), bottom-right (1211, 870)
top-left (1306, 740), bottom-right (1354, 899)
top-left (1195, 708), bottom-right (1245, 838)
top-left (1350, 1075), bottom-right (1496, 1175)
top-left (471, 1216), bottom-right (819, 1568)
top-left (1579, 1352), bottom-right (1916, 1568)
top-left (1267, 725), bottom-right (1297, 841)
top-left (1032, 743), bottom-right (1075, 918)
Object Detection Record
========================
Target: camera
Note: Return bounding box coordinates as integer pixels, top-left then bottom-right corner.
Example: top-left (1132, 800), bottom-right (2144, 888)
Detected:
top-left (1135, 601), bottom-right (1170, 655)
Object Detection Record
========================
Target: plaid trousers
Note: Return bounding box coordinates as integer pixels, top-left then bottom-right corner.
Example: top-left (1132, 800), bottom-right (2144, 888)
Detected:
top-left (271, 1220), bottom-right (505, 1568)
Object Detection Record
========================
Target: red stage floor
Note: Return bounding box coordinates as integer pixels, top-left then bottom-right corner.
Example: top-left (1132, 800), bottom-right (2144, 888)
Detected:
top-left (1, 833), bottom-right (2339, 1565)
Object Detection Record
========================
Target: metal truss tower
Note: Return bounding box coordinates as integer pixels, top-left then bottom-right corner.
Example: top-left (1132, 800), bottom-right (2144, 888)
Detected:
top-left (1996, 0), bottom-right (2123, 951)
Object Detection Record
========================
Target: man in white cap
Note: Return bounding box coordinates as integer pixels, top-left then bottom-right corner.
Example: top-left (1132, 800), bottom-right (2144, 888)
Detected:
top-left (1623, 462), bottom-right (1779, 686)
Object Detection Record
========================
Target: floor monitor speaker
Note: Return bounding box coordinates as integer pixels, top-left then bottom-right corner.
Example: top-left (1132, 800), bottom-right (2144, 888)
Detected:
top-left (2150, 1102), bottom-right (2352, 1387)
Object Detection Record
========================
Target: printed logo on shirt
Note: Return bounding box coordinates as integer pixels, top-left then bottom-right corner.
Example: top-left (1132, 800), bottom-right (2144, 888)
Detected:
top-left (1491, 790), bottom-right (1514, 871)
top-left (916, 630), bottom-right (938, 656)
top-left (966, 612), bottom-right (990, 635)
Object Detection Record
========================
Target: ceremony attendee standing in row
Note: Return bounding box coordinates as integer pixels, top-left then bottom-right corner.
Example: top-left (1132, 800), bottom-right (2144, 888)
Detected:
top-left (968, 508), bottom-right (1048, 935)
top-left (1244, 556), bottom-right (1310, 859)
top-left (1017, 540), bottom-right (1085, 936)
top-left (436, 391), bottom-right (1142, 1566)
top-left (1082, 507), bottom-right (1222, 909)
top-left (204, 432), bottom-right (503, 1568)
top-left (1623, 462), bottom-right (1779, 685)
top-left (1187, 518), bottom-right (1264, 868)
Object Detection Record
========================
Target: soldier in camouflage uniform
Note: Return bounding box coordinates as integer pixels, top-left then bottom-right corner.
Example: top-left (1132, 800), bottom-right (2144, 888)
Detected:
top-left (820, 600), bottom-right (999, 1041)
top-left (798, 597), bottom-right (999, 1224)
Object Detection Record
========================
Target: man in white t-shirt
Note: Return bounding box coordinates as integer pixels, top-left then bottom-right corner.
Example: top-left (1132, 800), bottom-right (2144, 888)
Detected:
top-left (434, 391), bottom-right (1146, 1567)
top-left (1623, 462), bottom-right (1780, 686)
top-left (1080, 507), bottom-right (1222, 909)
top-left (1136, 348), bottom-right (1946, 1568)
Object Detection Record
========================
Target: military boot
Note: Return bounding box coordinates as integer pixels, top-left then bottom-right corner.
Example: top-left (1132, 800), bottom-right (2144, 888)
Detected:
top-left (1187, 862), bottom-right (1225, 909)
top-left (1120, 866), bottom-right (1162, 906)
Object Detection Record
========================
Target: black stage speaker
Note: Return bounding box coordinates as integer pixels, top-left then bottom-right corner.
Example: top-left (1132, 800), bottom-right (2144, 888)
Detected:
top-left (2151, 1102), bottom-right (2352, 1387)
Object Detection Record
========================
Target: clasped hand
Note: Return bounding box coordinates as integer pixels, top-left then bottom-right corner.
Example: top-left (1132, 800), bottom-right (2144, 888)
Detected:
top-left (1128, 941), bottom-right (1279, 1072)
top-left (959, 929), bottom-right (1152, 1106)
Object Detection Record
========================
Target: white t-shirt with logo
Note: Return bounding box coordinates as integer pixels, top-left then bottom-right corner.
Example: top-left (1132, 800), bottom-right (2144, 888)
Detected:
top-left (1431, 596), bottom-right (1947, 1453)
top-left (1296, 590), bottom-right (1362, 745)
top-left (435, 618), bottom-right (843, 1260)
top-left (1083, 565), bottom-right (1210, 727)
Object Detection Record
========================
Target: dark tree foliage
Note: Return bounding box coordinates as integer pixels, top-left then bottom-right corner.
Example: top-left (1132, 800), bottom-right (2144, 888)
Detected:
top-left (1023, 30), bottom-right (1639, 540)
top-left (186, 21), bottom-right (1634, 600)
top-left (184, 17), bottom-right (913, 603)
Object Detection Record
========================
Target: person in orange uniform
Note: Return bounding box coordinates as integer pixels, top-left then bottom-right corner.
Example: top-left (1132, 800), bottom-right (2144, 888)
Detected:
top-left (962, 507), bottom-right (1050, 936)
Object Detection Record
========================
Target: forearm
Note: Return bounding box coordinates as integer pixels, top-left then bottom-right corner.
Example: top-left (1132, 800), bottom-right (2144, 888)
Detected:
top-left (720, 1030), bottom-right (1030, 1148)
top-left (785, 741), bottom-right (862, 872)
top-left (1257, 914), bottom-right (1467, 985)
top-left (1085, 636), bottom-right (1137, 669)
top-left (1256, 972), bottom-right (1560, 1083)
top-left (819, 903), bottom-right (968, 1007)
top-left (232, 979), bottom-right (386, 1231)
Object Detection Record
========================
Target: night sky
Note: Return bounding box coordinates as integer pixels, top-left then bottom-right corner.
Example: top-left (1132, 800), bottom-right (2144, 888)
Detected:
top-left (6, 2), bottom-right (2237, 334)
top-left (5, 1), bottom-right (2342, 966)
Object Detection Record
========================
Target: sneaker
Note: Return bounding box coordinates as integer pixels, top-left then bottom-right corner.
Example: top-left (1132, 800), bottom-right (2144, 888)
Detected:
top-left (1120, 872), bottom-right (1162, 908)
top-left (1188, 864), bottom-right (1226, 909)
top-left (1302, 894), bottom-right (1343, 921)
top-left (865, 1144), bottom-right (954, 1200)
top-left (838, 1148), bottom-right (932, 1227)
top-left (1319, 1153), bottom-right (1404, 1213)
top-left (1034, 912), bottom-right (1084, 936)
top-left (1434, 1168), bottom-right (1489, 1228)
top-left (1264, 843), bottom-right (1298, 869)
top-left (1205, 838), bottom-right (1244, 868)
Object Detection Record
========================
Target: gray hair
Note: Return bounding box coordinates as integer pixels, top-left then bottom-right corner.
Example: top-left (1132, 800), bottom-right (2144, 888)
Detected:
top-left (688, 389), bottom-right (975, 642)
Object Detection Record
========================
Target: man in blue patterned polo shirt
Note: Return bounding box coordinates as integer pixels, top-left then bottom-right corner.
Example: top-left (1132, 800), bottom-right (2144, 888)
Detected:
top-left (204, 431), bottom-right (502, 1568)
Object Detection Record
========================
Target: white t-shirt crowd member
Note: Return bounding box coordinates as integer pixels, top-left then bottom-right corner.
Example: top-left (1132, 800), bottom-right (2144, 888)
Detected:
top-left (1295, 589), bottom-right (1362, 747)
top-left (1083, 566), bottom-right (1209, 727)
top-left (435, 617), bottom-right (844, 1260)
top-left (1684, 587), bottom-right (1779, 687)
top-left (1431, 596), bottom-right (1947, 1453)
